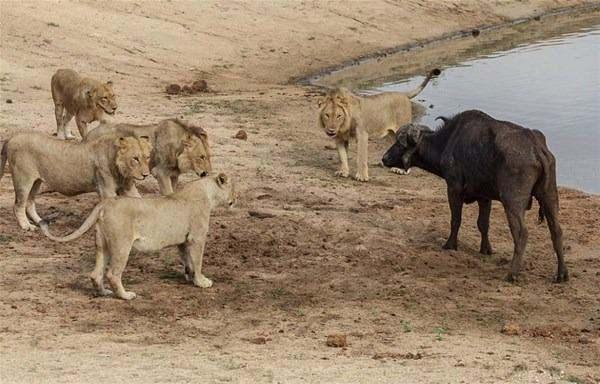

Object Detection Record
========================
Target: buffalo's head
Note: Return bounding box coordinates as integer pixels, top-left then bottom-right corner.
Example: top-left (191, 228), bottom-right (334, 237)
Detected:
top-left (382, 123), bottom-right (429, 170)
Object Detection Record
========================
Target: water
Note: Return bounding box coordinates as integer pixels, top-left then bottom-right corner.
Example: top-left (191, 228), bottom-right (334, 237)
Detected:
top-left (371, 25), bottom-right (600, 194)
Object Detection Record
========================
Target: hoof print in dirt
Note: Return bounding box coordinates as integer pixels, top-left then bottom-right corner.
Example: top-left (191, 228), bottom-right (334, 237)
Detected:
top-left (234, 130), bottom-right (248, 140)
top-left (326, 334), bottom-right (347, 348)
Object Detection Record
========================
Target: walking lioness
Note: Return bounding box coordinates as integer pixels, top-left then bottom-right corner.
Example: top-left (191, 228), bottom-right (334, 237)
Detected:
top-left (318, 69), bottom-right (440, 181)
top-left (51, 68), bottom-right (117, 139)
top-left (39, 174), bottom-right (236, 300)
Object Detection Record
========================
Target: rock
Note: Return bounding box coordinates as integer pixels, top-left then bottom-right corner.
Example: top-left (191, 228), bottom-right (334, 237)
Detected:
top-left (501, 322), bottom-right (522, 336)
top-left (326, 334), bottom-right (347, 348)
top-left (6, 99), bottom-right (13, 104)
top-left (191, 79), bottom-right (208, 93)
top-left (248, 210), bottom-right (276, 219)
top-left (472, 29), bottom-right (480, 37)
top-left (234, 130), bottom-right (248, 140)
top-left (166, 84), bottom-right (181, 95)
top-left (248, 336), bottom-right (267, 345)
top-left (181, 85), bottom-right (192, 94)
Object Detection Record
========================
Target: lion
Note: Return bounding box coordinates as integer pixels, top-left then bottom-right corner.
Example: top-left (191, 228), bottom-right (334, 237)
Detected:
top-left (39, 173), bottom-right (236, 300)
top-left (85, 118), bottom-right (211, 195)
top-left (0, 133), bottom-right (151, 231)
top-left (51, 68), bottom-right (117, 139)
top-left (318, 68), bottom-right (440, 181)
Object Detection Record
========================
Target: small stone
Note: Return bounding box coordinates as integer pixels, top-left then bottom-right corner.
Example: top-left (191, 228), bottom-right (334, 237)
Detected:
top-left (166, 84), bottom-right (181, 95)
top-left (326, 334), bottom-right (347, 348)
top-left (191, 80), bottom-right (208, 93)
top-left (472, 29), bottom-right (480, 37)
top-left (248, 210), bottom-right (276, 219)
top-left (248, 336), bottom-right (267, 345)
top-left (6, 99), bottom-right (13, 104)
top-left (181, 85), bottom-right (192, 94)
top-left (234, 130), bottom-right (248, 140)
top-left (501, 322), bottom-right (522, 336)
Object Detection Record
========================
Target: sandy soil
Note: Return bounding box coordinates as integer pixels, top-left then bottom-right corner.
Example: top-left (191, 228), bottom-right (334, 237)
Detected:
top-left (1, 1), bottom-right (599, 383)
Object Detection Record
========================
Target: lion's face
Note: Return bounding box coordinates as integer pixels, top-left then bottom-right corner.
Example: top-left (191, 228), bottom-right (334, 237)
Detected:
top-left (214, 173), bottom-right (236, 208)
top-left (176, 135), bottom-right (212, 177)
top-left (115, 136), bottom-right (152, 181)
top-left (89, 81), bottom-right (117, 115)
top-left (318, 89), bottom-right (353, 138)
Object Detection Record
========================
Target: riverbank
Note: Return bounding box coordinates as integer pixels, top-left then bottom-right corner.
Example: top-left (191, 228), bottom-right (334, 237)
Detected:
top-left (1, 2), bottom-right (599, 383)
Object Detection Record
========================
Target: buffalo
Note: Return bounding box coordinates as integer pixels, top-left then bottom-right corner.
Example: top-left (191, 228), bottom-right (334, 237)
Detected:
top-left (382, 110), bottom-right (567, 282)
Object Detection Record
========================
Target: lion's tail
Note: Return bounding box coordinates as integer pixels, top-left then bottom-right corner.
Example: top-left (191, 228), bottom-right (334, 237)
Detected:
top-left (39, 203), bottom-right (104, 242)
top-left (405, 68), bottom-right (441, 99)
top-left (0, 139), bottom-right (8, 182)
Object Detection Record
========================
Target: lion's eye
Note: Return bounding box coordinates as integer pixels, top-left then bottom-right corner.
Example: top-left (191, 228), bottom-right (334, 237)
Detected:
top-left (336, 114), bottom-right (342, 120)
top-left (324, 113), bottom-right (330, 119)
top-left (133, 157), bottom-right (140, 163)
top-left (200, 155), bottom-right (205, 160)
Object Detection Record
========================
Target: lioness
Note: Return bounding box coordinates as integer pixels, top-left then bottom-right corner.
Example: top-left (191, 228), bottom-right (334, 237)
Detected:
top-left (0, 133), bottom-right (151, 231)
top-left (318, 68), bottom-right (440, 181)
top-left (86, 118), bottom-right (211, 195)
top-left (51, 68), bottom-right (117, 139)
top-left (39, 173), bottom-right (236, 300)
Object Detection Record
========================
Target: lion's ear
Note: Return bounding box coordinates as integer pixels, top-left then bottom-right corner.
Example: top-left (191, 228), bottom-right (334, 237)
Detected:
top-left (182, 136), bottom-right (196, 149)
top-left (106, 80), bottom-right (113, 87)
top-left (216, 173), bottom-right (228, 186)
top-left (317, 98), bottom-right (325, 109)
top-left (116, 136), bottom-right (129, 150)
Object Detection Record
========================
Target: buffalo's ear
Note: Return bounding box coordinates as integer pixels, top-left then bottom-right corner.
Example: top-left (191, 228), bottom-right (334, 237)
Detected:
top-left (216, 173), bottom-right (228, 186)
top-left (407, 125), bottom-right (424, 146)
top-left (396, 132), bottom-right (408, 147)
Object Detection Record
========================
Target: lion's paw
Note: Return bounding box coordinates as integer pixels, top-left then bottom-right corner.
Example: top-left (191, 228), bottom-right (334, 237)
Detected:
top-left (390, 167), bottom-right (410, 175)
top-left (120, 291), bottom-right (137, 300)
top-left (194, 275), bottom-right (213, 288)
top-left (335, 170), bottom-right (349, 178)
top-left (354, 173), bottom-right (369, 182)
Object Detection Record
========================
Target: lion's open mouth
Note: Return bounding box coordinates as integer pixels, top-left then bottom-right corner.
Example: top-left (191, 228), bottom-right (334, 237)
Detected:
top-left (99, 104), bottom-right (116, 115)
top-left (326, 131), bottom-right (337, 137)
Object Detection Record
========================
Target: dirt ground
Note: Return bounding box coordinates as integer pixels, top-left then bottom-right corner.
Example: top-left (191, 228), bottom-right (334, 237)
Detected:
top-left (1, 1), bottom-right (599, 383)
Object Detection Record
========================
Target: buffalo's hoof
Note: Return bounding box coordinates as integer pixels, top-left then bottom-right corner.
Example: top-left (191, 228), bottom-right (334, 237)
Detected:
top-left (479, 246), bottom-right (493, 255)
top-left (505, 273), bottom-right (519, 283)
top-left (554, 269), bottom-right (569, 283)
top-left (442, 242), bottom-right (457, 250)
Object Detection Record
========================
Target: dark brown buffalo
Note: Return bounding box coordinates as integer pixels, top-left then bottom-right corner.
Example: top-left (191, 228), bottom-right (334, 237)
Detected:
top-left (382, 110), bottom-right (567, 282)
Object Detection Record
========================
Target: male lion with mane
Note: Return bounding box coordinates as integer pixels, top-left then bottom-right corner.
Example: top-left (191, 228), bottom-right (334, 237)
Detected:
top-left (51, 68), bottom-right (117, 139)
top-left (0, 133), bottom-right (151, 230)
top-left (318, 68), bottom-right (440, 181)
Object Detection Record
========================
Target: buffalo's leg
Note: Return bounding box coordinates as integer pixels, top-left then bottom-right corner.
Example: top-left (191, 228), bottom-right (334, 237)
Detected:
top-left (503, 200), bottom-right (529, 282)
top-left (477, 199), bottom-right (493, 255)
top-left (443, 188), bottom-right (463, 250)
top-left (538, 191), bottom-right (568, 282)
